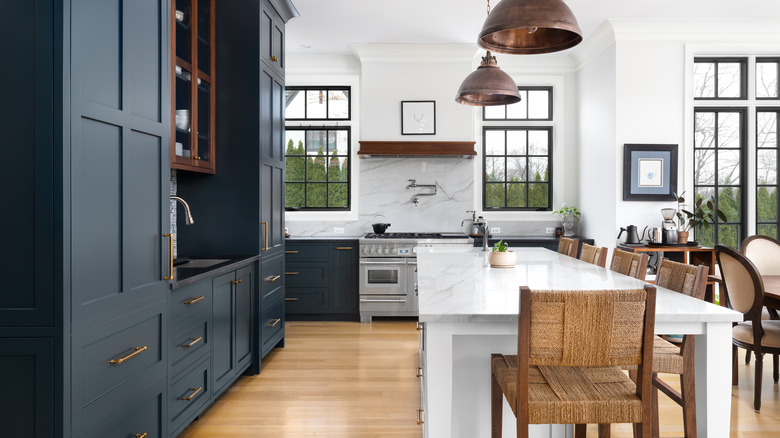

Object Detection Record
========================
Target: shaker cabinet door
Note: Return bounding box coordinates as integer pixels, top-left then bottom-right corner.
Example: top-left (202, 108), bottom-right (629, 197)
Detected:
top-left (69, 0), bottom-right (170, 323)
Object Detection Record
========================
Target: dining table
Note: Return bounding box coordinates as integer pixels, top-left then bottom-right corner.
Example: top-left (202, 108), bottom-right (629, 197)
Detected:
top-left (760, 275), bottom-right (780, 310)
top-left (416, 246), bottom-right (743, 438)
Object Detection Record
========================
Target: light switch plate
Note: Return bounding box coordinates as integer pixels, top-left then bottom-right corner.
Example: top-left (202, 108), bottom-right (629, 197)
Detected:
top-left (546, 228), bottom-right (555, 234)
top-left (334, 227), bottom-right (344, 234)
top-left (490, 227), bottom-right (501, 234)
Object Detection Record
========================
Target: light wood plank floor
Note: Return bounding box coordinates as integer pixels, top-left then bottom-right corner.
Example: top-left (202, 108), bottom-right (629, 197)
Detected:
top-left (180, 320), bottom-right (780, 437)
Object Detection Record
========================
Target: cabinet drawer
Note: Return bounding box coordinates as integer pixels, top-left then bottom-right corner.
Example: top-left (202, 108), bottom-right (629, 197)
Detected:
top-left (79, 379), bottom-right (164, 438)
top-left (261, 256), bottom-right (284, 298)
top-left (285, 243), bottom-right (329, 260)
top-left (74, 310), bottom-right (163, 410)
top-left (169, 357), bottom-right (211, 435)
top-left (285, 263), bottom-right (329, 287)
top-left (169, 319), bottom-right (209, 378)
top-left (285, 287), bottom-right (328, 313)
top-left (169, 279), bottom-right (211, 324)
top-left (261, 289), bottom-right (285, 355)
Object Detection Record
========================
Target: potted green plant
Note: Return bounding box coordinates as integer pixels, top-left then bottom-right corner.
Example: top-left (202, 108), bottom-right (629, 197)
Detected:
top-left (553, 204), bottom-right (581, 237)
top-left (674, 192), bottom-right (727, 243)
top-left (488, 239), bottom-right (516, 268)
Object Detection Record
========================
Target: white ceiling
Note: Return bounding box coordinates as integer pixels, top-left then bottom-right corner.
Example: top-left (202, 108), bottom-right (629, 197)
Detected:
top-left (285, 0), bottom-right (780, 57)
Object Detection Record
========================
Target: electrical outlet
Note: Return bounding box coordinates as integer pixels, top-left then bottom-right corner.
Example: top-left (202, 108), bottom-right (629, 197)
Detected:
top-left (334, 227), bottom-right (344, 234)
top-left (490, 227), bottom-right (501, 234)
top-left (546, 228), bottom-right (555, 234)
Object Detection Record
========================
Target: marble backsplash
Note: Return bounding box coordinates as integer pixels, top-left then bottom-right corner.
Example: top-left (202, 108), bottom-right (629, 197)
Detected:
top-left (285, 157), bottom-right (562, 237)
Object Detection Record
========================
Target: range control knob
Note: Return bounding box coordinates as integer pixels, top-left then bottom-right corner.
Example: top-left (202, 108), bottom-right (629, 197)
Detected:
top-left (362, 247), bottom-right (369, 255)
top-left (369, 247), bottom-right (376, 255)
top-left (390, 247), bottom-right (397, 254)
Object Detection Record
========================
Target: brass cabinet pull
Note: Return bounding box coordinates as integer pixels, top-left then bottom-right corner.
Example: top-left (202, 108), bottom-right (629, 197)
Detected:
top-left (285, 250), bottom-right (299, 254)
top-left (183, 296), bottom-right (205, 305)
top-left (179, 386), bottom-right (203, 401)
top-left (231, 279), bottom-right (242, 285)
top-left (336, 247), bottom-right (353, 250)
top-left (109, 346), bottom-right (148, 365)
top-left (265, 318), bottom-right (281, 327)
top-left (416, 408), bottom-right (424, 425)
top-left (163, 233), bottom-right (173, 280)
top-left (134, 434), bottom-right (148, 438)
top-left (285, 272), bottom-right (299, 275)
top-left (285, 297), bottom-right (300, 301)
top-left (194, 156), bottom-right (201, 160)
top-left (261, 222), bottom-right (269, 251)
top-left (181, 337), bottom-right (203, 348)
top-left (265, 275), bottom-right (281, 282)
top-left (416, 366), bottom-right (423, 378)
top-left (416, 322), bottom-right (424, 332)
top-left (269, 56), bottom-right (278, 62)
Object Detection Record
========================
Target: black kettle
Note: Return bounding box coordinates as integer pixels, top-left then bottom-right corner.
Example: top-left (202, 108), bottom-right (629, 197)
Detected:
top-left (618, 225), bottom-right (641, 244)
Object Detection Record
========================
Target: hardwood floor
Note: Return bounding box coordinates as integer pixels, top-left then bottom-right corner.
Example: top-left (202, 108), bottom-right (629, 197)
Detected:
top-left (180, 320), bottom-right (780, 437)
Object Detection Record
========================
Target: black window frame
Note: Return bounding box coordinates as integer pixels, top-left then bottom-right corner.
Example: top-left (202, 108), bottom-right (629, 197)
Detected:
top-left (756, 57), bottom-right (780, 100)
top-left (481, 86), bottom-right (553, 121)
top-left (756, 107), bottom-right (780, 239)
top-left (285, 86), bottom-right (352, 121)
top-left (284, 126), bottom-right (351, 211)
top-left (693, 107), bottom-right (747, 247)
top-left (482, 126), bottom-right (553, 211)
top-left (693, 57), bottom-right (748, 100)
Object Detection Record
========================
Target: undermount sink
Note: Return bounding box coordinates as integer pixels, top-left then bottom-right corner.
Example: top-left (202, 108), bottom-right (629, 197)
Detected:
top-left (175, 258), bottom-right (231, 269)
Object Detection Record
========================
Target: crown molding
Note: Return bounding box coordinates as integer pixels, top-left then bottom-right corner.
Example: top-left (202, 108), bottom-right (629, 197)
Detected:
top-left (350, 43), bottom-right (478, 63)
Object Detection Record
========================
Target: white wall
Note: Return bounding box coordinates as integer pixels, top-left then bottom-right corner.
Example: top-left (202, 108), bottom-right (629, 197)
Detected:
top-left (577, 41), bottom-right (618, 247)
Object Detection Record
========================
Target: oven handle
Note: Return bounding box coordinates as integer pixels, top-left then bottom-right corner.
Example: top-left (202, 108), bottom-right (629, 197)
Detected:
top-left (360, 297), bottom-right (407, 303)
top-left (407, 260), bottom-right (417, 265)
top-left (359, 260), bottom-right (407, 265)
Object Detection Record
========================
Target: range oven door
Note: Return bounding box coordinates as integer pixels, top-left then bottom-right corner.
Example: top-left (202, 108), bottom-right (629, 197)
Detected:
top-left (359, 258), bottom-right (407, 297)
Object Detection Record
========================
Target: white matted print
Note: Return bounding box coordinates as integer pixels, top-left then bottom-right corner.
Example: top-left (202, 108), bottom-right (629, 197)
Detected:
top-left (402, 101), bottom-right (436, 135)
top-left (637, 158), bottom-right (663, 187)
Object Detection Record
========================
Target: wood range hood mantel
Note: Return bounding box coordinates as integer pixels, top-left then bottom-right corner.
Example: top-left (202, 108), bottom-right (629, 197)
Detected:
top-left (357, 141), bottom-right (476, 158)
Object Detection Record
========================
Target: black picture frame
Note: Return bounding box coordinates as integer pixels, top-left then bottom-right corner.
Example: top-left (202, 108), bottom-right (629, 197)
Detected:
top-left (401, 101), bottom-right (436, 135)
top-left (623, 144), bottom-right (678, 201)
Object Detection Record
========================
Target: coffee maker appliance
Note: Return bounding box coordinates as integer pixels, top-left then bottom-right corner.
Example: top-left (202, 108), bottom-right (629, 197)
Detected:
top-left (661, 208), bottom-right (678, 244)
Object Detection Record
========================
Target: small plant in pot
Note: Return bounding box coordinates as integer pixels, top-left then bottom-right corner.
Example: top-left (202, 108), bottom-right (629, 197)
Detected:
top-left (488, 239), bottom-right (516, 268)
top-left (552, 204), bottom-right (581, 237)
top-left (674, 192), bottom-right (727, 244)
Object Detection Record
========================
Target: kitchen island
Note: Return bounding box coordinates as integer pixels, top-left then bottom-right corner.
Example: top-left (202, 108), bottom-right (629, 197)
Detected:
top-left (416, 247), bottom-right (742, 438)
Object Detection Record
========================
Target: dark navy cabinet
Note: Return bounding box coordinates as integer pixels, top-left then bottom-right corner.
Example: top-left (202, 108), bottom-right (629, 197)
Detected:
top-left (0, 338), bottom-right (55, 438)
top-left (260, 254), bottom-right (286, 358)
top-left (473, 236), bottom-right (594, 258)
top-left (212, 265), bottom-right (254, 395)
top-left (285, 240), bottom-right (359, 321)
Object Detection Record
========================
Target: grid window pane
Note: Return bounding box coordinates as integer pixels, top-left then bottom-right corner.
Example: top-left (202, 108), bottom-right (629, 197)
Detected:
top-left (528, 130), bottom-right (549, 155)
top-left (285, 127), bottom-right (351, 210)
top-left (485, 131), bottom-right (505, 155)
top-left (306, 183), bottom-right (326, 207)
top-left (306, 130), bottom-right (326, 154)
top-left (486, 157), bottom-right (506, 182)
top-left (718, 150), bottom-right (741, 185)
top-left (695, 112), bottom-right (715, 148)
top-left (506, 130), bottom-right (526, 155)
top-left (285, 130), bottom-right (305, 154)
top-left (528, 182), bottom-right (548, 207)
top-left (328, 90), bottom-right (349, 119)
top-left (507, 157), bottom-right (527, 182)
top-left (529, 157), bottom-right (549, 182)
top-left (718, 187), bottom-right (741, 222)
top-left (285, 157), bottom-right (305, 182)
top-left (306, 90), bottom-right (327, 119)
top-left (485, 183), bottom-right (505, 208)
top-left (718, 113), bottom-right (740, 148)
top-left (484, 105), bottom-right (505, 120)
top-left (758, 112), bottom-right (778, 148)
top-left (327, 157), bottom-right (348, 182)
top-left (507, 184), bottom-right (527, 208)
top-left (327, 184), bottom-right (348, 208)
top-left (718, 63), bottom-right (742, 98)
top-left (285, 90), bottom-right (305, 118)
top-left (695, 149), bottom-right (715, 185)
top-left (528, 90), bottom-right (550, 119)
top-left (285, 184), bottom-right (305, 208)
top-left (757, 61), bottom-right (779, 98)
top-left (758, 224), bottom-right (778, 238)
top-left (306, 157), bottom-right (327, 182)
top-left (757, 187), bottom-right (777, 221)
top-left (506, 91), bottom-right (528, 119)
top-left (693, 62), bottom-right (715, 98)
top-left (716, 224), bottom-right (740, 248)
top-left (757, 150), bottom-right (777, 185)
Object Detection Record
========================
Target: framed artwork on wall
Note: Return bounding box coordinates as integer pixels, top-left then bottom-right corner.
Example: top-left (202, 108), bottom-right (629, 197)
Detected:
top-left (623, 144), bottom-right (678, 201)
top-left (401, 101), bottom-right (436, 135)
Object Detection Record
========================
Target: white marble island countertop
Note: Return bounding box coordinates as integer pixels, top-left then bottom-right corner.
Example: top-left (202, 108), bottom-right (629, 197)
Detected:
top-left (416, 247), bottom-right (741, 325)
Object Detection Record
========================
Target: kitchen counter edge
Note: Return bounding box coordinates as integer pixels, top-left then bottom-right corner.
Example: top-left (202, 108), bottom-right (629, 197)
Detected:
top-left (170, 254), bottom-right (261, 289)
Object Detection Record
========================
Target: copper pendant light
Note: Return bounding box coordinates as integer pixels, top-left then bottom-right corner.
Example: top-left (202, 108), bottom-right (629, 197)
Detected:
top-left (478, 0), bottom-right (582, 55)
top-left (455, 51), bottom-right (521, 106)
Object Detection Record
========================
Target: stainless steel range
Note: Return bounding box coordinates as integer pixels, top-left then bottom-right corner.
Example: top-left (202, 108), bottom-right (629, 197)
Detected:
top-left (358, 232), bottom-right (473, 323)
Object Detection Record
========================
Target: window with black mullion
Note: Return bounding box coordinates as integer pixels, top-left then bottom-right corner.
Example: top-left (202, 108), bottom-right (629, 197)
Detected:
top-left (757, 108), bottom-right (780, 238)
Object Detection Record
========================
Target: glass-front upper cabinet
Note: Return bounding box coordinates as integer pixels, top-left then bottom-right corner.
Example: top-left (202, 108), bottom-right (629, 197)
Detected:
top-left (172, 0), bottom-right (215, 173)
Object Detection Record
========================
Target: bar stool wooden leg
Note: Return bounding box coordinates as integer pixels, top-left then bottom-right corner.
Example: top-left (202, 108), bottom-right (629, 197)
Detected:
top-left (598, 423), bottom-right (611, 437)
top-left (490, 354), bottom-right (503, 438)
top-left (575, 424), bottom-right (587, 438)
top-left (681, 371), bottom-right (697, 438)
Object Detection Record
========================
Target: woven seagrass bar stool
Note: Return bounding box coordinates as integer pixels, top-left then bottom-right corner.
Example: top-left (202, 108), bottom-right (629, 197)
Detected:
top-left (609, 248), bottom-right (649, 281)
top-left (490, 285), bottom-right (657, 438)
top-left (579, 243), bottom-right (609, 268)
top-left (557, 237), bottom-right (579, 258)
top-left (716, 244), bottom-right (780, 412)
top-left (639, 258), bottom-right (708, 438)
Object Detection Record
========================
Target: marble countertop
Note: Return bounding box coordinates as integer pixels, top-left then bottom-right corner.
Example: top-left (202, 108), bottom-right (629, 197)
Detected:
top-left (416, 247), bottom-right (742, 324)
